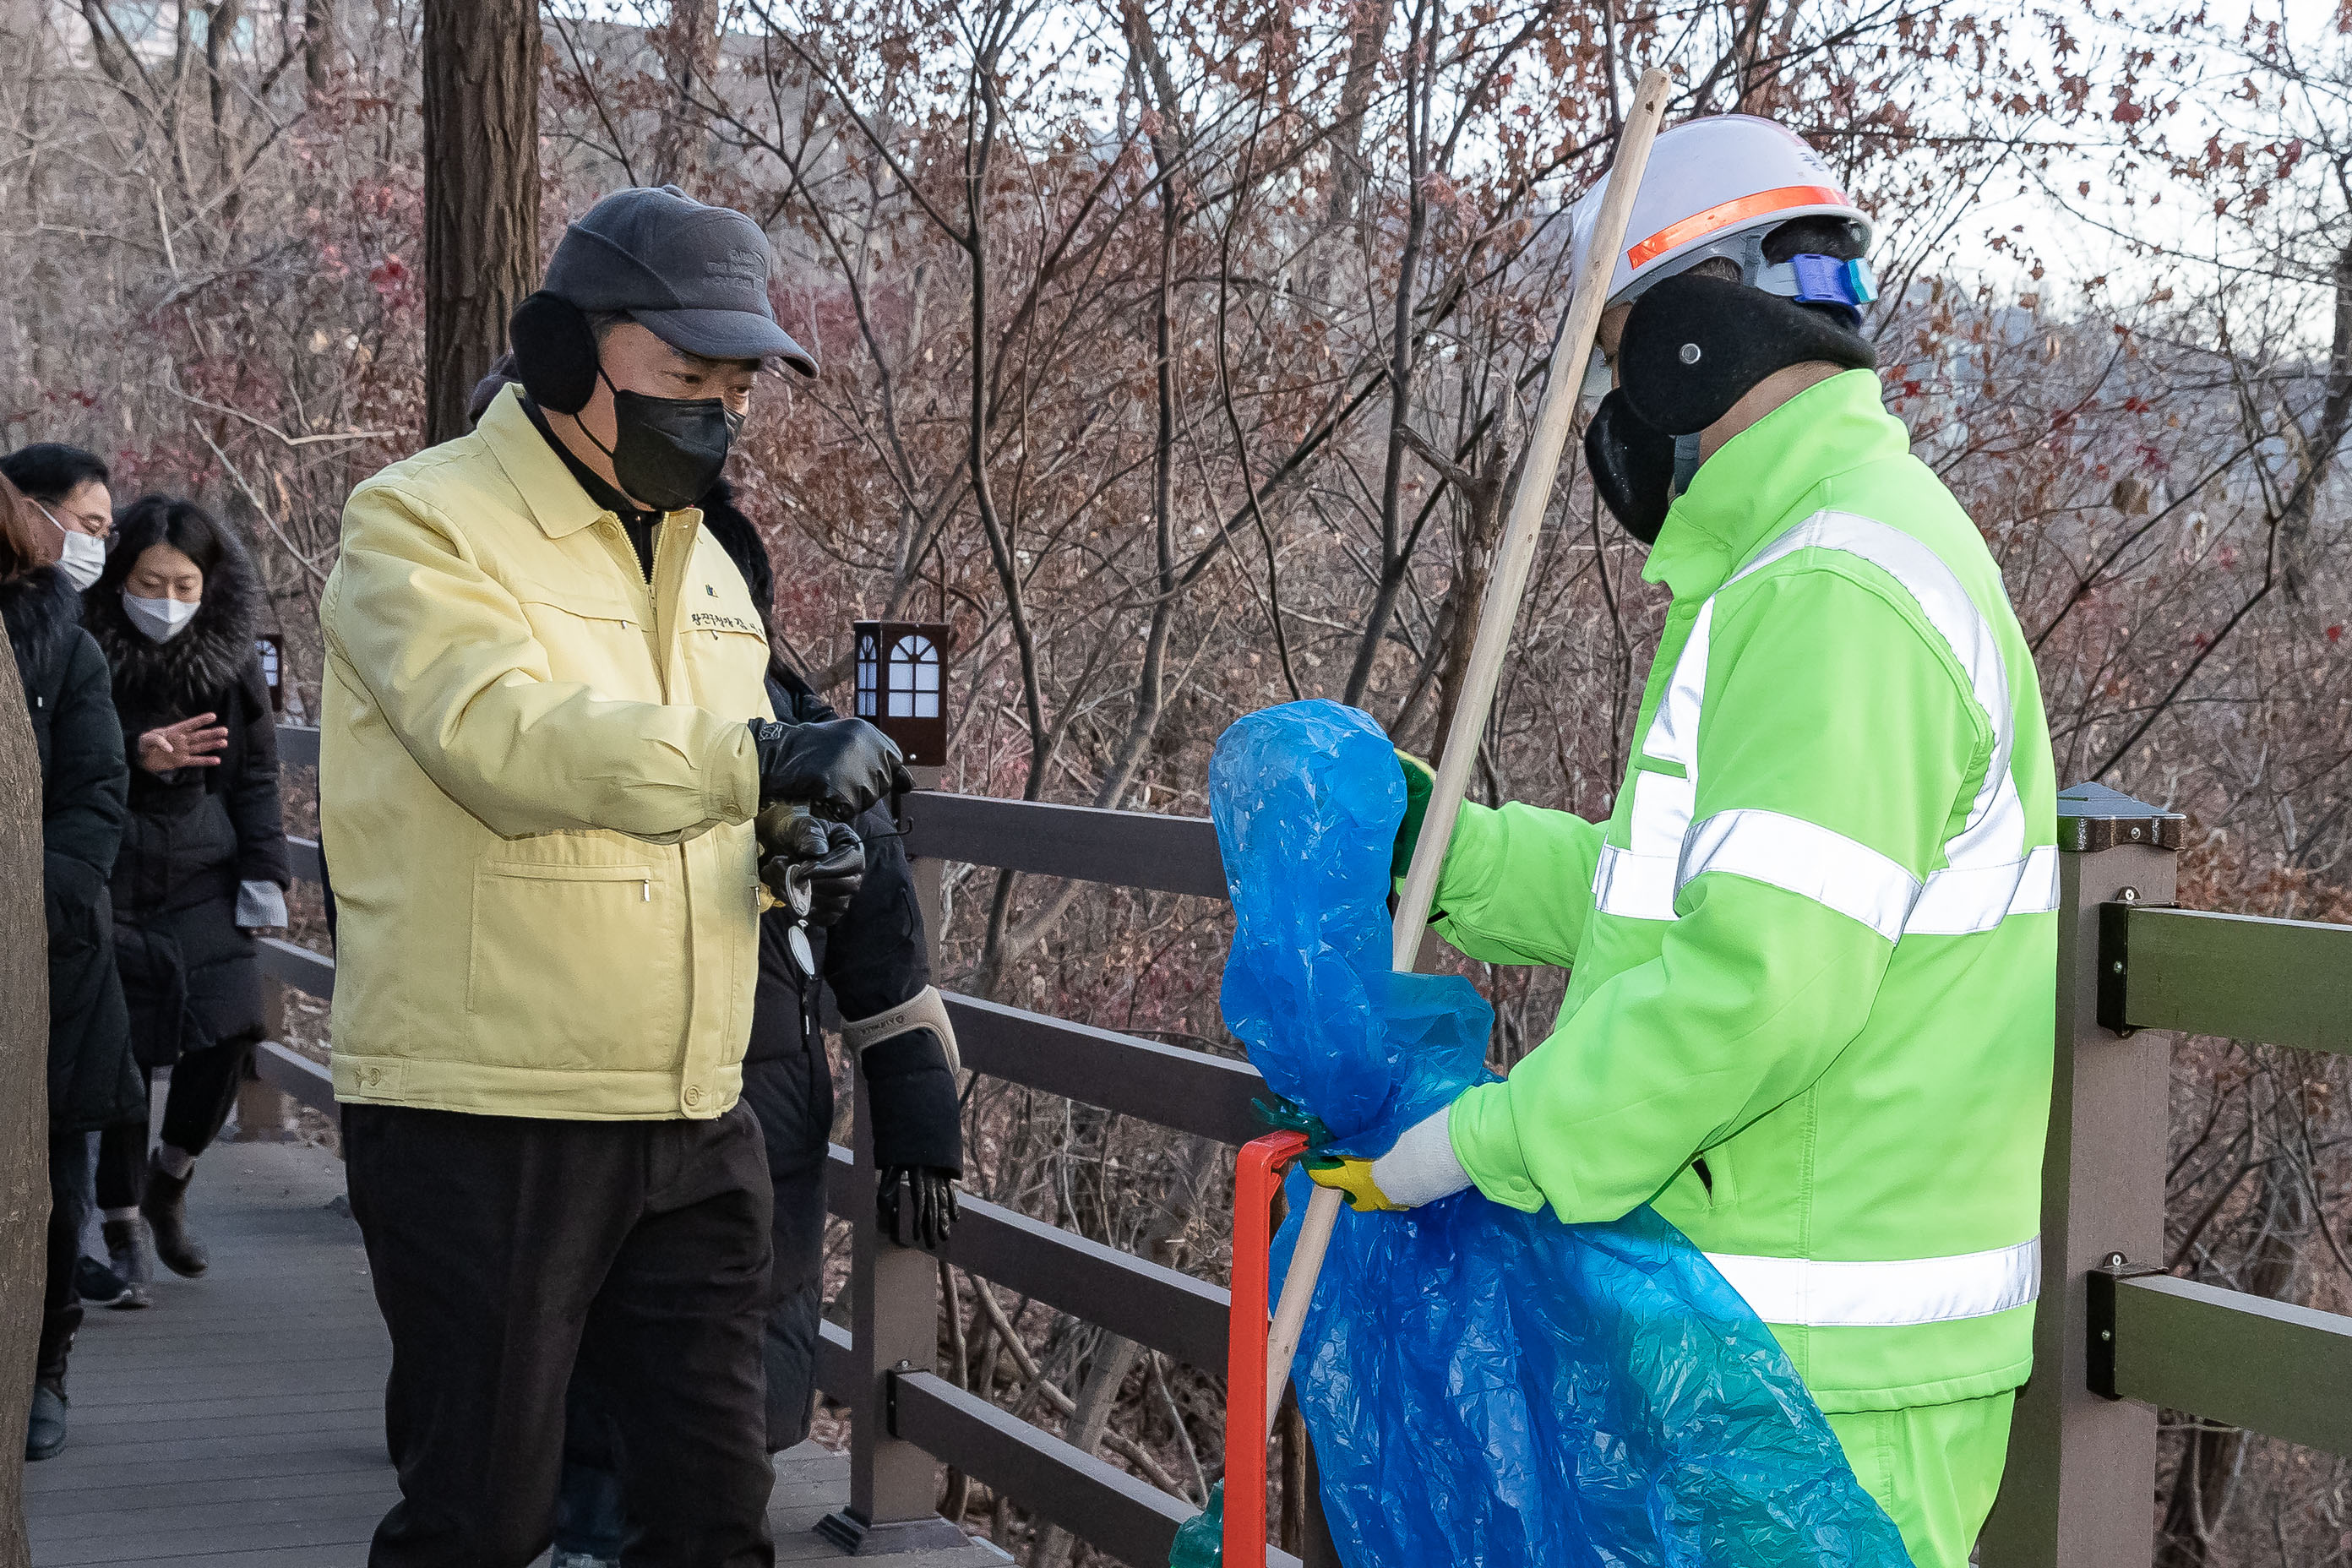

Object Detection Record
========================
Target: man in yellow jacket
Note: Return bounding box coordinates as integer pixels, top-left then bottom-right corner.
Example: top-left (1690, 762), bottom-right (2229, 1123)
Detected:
top-left (321, 187), bottom-right (904, 1568)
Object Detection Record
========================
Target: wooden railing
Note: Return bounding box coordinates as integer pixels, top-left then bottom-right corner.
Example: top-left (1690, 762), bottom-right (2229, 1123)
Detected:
top-left (260, 729), bottom-right (2352, 1566)
top-left (255, 727), bottom-right (1333, 1567)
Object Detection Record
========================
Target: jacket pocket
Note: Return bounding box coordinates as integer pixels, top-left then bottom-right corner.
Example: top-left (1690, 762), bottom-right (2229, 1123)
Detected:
top-left (682, 623), bottom-right (775, 722)
top-left (1685, 1145), bottom-right (1737, 1213)
top-left (465, 860), bottom-right (683, 1072)
top-left (513, 593), bottom-right (657, 705)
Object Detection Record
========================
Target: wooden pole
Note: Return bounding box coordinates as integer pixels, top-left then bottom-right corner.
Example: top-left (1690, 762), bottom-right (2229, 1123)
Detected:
top-left (1260, 68), bottom-right (1675, 1434)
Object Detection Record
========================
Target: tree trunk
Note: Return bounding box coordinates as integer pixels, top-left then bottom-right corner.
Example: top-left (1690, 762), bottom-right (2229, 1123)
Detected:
top-left (0, 639), bottom-right (50, 1568)
top-left (207, 0), bottom-right (246, 234)
top-left (303, 0), bottom-right (338, 97)
top-left (1322, 0), bottom-right (1395, 234)
top-left (651, 0), bottom-right (720, 190)
top-left (2279, 241), bottom-right (2352, 601)
top-left (422, 0), bottom-right (542, 447)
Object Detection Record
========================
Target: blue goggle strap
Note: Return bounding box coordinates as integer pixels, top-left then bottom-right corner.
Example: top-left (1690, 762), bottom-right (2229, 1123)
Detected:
top-left (1756, 253), bottom-right (1879, 310)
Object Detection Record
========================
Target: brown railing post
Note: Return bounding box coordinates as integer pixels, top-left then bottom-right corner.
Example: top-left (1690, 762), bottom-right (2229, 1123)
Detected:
top-left (1979, 782), bottom-right (2181, 1568)
top-left (236, 973), bottom-right (293, 1141)
top-left (819, 762), bottom-right (969, 1554)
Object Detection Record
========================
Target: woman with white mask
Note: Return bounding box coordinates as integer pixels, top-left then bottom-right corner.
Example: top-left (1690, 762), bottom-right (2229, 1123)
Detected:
top-left (81, 496), bottom-right (289, 1298)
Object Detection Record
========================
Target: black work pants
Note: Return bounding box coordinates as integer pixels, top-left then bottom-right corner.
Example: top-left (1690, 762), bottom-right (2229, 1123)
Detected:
top-left (93, 1041), bottom-right (252, 1211)
top-left (551, 1053), bottom-right (830, 1557)
top-left (344, 1101), bottom-right (777, 1568)
top-left (37, 1128), bottom-right (87, 1387)
top-left (743, 1053), bottom-right (832, 1451)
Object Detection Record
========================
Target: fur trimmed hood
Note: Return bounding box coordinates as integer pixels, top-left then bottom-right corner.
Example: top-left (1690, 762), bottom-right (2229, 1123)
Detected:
top-left (0, 565), bottom-right (84, 692)
top-left (84, 538), bottom-right (260, 716)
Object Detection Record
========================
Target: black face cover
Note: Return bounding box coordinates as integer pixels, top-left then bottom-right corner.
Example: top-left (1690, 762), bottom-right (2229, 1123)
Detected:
top-left (1583, 390), bottom-right (1678, 545)
top-left (1616, 270), bottom-right (1878, 438)
top-left (1582, 270), bottom-right (1879, 544)
top-left (607, 383), bottom-right (743, 511)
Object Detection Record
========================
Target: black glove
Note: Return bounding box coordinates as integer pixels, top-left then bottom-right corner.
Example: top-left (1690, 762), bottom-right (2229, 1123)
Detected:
top-left (879, 1166), bottom-right (960, 1250)
top-left (748, 716), bottom-right (911, 820)
top-left (759, 817), bottom-right (865, 928)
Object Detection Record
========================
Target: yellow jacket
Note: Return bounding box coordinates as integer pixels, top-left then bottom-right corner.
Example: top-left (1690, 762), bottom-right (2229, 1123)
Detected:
top-left (320, 384), bottom-right (771, 1119)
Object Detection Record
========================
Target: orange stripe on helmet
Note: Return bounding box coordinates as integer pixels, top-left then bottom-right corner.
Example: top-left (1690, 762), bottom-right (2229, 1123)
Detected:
top-left (1625, 184), bottom-right (1851, 269)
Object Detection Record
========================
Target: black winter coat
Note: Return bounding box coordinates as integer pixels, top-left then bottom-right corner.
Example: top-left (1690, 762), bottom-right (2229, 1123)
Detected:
top-left (84, 547), bottom-right (289, 1069)
top-left (747, 666), bottom-right (961, 1177)
top-left (1, 567), bottom-right (142, 1133)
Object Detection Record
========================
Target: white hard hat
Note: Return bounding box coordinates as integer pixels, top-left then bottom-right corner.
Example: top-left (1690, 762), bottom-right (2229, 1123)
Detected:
top-left (1568, 114), bottom-right (1876, 311)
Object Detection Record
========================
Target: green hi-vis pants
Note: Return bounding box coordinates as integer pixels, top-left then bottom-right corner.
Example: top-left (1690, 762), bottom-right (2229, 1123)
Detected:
top-left (1826, 1391), bottom-right (2017, 1568)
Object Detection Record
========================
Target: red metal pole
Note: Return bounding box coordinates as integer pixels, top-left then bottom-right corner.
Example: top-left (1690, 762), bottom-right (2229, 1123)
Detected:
top-left (1226, 1130), bottom-right (1310, 1568)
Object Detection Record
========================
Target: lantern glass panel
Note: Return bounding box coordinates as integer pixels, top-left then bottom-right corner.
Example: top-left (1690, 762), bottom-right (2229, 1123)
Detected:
top-left (854, 631), bottom-right (881, 719)
top-left (888, 634), bottom-right (940, 719)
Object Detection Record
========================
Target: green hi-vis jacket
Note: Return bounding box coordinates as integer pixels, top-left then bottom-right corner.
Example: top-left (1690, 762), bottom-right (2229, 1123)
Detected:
top-left (1434, 370), bottom-right (2057, 1413)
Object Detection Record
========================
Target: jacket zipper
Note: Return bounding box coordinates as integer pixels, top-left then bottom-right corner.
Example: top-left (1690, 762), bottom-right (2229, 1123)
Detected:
top-left (647, 511), bottom-right (694, 700)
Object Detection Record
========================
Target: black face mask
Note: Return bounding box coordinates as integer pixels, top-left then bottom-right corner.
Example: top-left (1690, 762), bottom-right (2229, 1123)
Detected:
top-left (591, 372), bottom-right (744, 511)
top-left (1583, 389), bottom-right (1678, 545)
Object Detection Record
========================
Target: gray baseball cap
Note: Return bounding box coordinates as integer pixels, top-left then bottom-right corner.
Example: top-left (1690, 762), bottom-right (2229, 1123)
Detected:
top-left (543, 186), bottom-right (817, 377)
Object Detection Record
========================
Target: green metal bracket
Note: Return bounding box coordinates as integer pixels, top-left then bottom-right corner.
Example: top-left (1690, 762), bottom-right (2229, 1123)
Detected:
top-left (2085, 1254), bottom-right (2168, 1400)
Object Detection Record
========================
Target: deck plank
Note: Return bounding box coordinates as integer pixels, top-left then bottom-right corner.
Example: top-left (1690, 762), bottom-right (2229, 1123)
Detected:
top-left (25, 1137), bottom-right (1004, 1567)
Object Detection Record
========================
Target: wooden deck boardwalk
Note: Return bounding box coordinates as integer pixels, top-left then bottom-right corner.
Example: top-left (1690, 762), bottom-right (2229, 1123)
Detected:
top-left (24, 1135), bottom-right (1004, 1567)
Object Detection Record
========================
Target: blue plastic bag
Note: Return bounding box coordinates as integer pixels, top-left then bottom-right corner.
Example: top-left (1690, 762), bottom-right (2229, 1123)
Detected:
top-left (1210, 701), bottom-right (1910, 1567)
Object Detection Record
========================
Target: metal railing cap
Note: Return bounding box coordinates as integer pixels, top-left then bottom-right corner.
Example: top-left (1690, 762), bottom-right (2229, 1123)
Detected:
top-left (2056, 781), bottom-right (2185, 852)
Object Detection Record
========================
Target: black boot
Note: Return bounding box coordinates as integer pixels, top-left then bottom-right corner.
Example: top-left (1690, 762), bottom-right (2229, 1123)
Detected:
top-left (101, 1217), bottom-right (155, 1308)
top-left (142, 1153), bottom-right (208, 1278)
top-left (24, 1380), bottom-right (66, 1462)
top-left (75, 1253), bottom-right (130, 1309)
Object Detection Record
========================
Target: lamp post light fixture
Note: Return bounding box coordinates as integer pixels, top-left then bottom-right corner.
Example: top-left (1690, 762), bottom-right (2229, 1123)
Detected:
top-left (254, 633), bottom-right (286, 712)
top-left (852, 619), bottom-right (950, 767)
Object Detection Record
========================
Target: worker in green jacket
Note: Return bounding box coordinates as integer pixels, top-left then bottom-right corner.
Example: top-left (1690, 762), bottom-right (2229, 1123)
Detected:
top-left (1307, 115), bottom-right (2056, 1567)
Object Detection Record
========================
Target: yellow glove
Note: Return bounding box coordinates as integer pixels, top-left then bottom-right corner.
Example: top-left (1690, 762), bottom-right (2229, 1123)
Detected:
top-left (1305, 1155), bottom-right (1407, 1213)
top-left (1301, 1113), bottom-right (1471, 1213)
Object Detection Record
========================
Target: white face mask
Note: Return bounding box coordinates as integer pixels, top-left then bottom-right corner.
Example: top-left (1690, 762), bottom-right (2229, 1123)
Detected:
top-left (122, 591), bottom-right (199, 643)
top-left (40, 504), bottom-right (105, 591)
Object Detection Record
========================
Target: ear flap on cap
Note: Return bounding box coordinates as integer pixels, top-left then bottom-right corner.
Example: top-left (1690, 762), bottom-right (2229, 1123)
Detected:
top-left (1617, 272), bottom-right (1877, 438)
top-left (509, 292), bottom-right (601, 415)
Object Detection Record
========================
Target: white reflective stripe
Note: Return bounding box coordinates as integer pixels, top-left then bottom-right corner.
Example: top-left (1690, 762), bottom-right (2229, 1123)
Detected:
top-left (1625, 766), bottom-right (1694, 862)
top-left (1589, 604), bottom-right (1712, 923)
top-left (1678, 808), bottom-right (1919, 942)
top-left (1592, 842), bottom-right (1677, 921)
top-left (1729, 511), bottom-right (2023, 884)
top-left (1601, 509), bottom-right (2052, 939)
top-left (1642, 598), bottom-right (1716, 777)
top-left (1701, 1238), bottom-right (2041, 1328)
top-left (1908, 844), bottom-right (2061, 935)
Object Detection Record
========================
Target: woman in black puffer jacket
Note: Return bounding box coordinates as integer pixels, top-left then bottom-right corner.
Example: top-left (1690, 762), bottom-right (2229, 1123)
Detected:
top-left (83, 496), bottom-right (289, 1288)
top-left (0, 467), bottom-right (141, 1462)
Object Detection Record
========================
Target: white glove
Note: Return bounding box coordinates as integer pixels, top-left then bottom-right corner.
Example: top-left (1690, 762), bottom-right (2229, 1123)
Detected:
top-left (237, 879), bottom-right (288, 931)
top-left (1367, 1108), bottom-right (1474, 1209)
